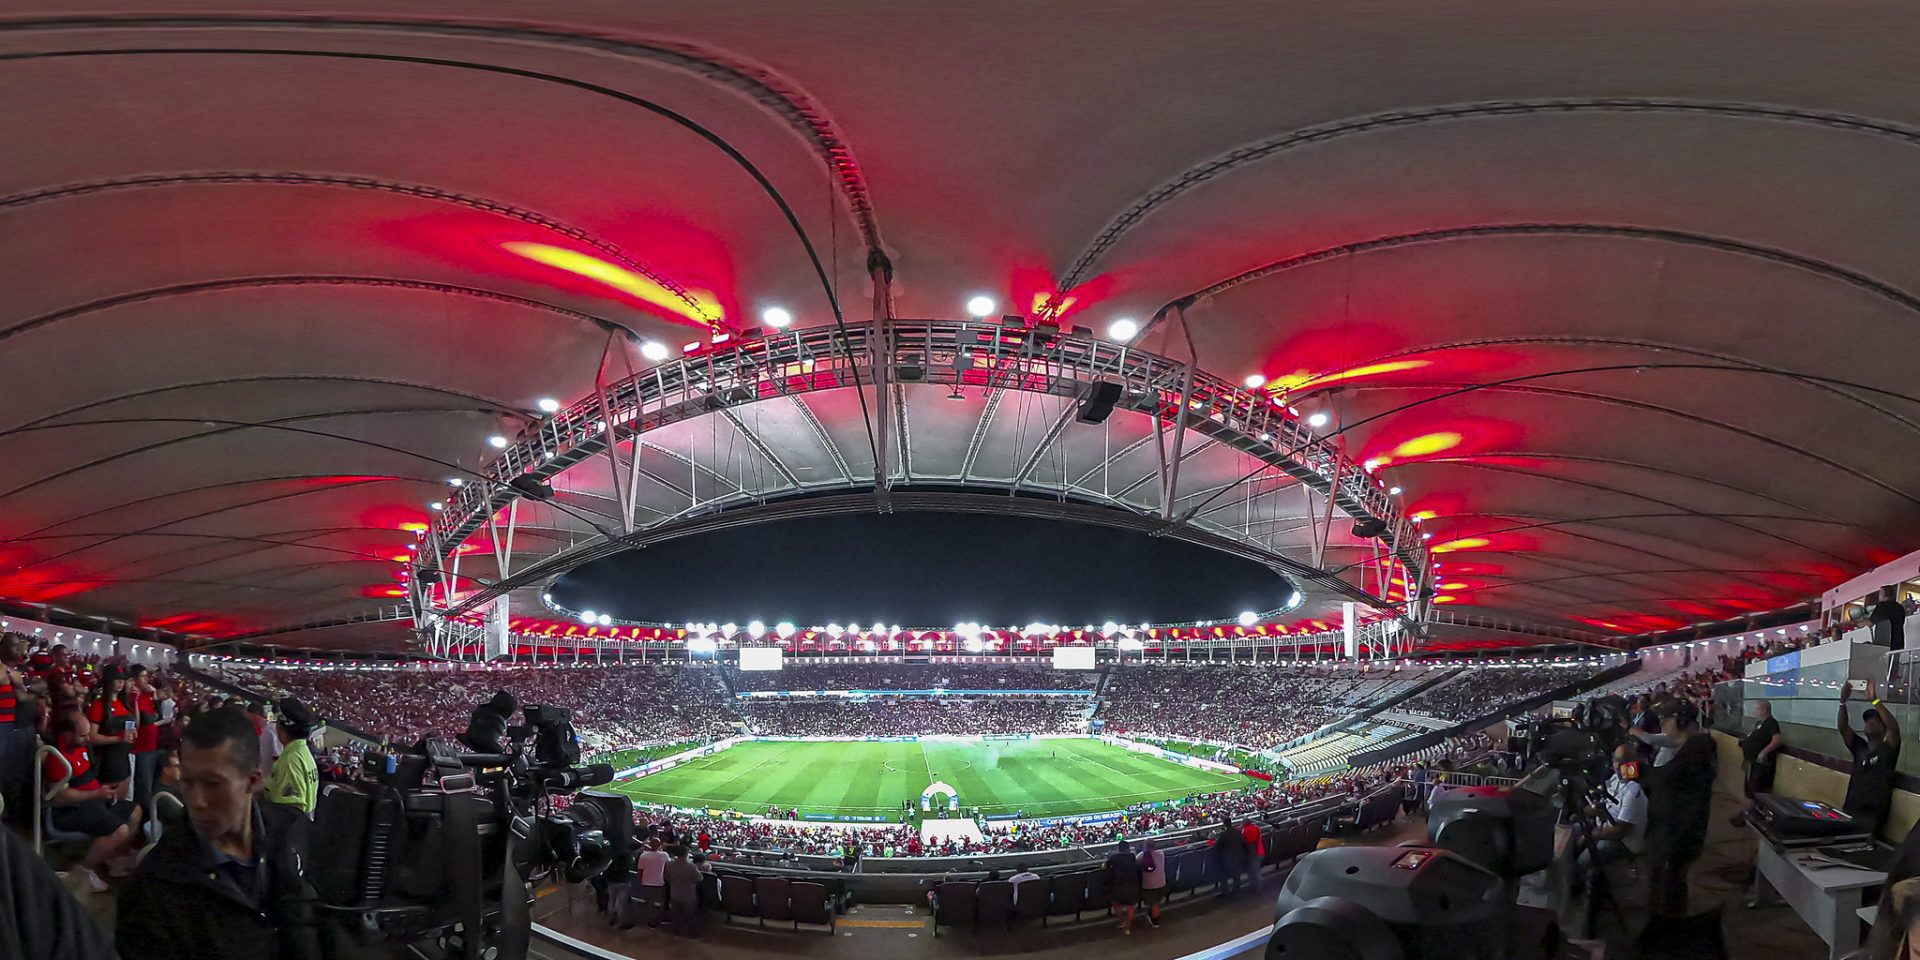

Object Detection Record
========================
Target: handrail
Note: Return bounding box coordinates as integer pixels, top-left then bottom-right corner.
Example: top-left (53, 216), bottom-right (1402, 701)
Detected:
top-left (34, 743), bottom-right (71, 855)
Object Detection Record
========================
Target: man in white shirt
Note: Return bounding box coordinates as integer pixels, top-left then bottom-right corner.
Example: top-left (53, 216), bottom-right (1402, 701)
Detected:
top-left (1009, 865), bottom-right (1041, 888)
top-left (1579, 751), bottom-right (1647, 876)
top-left (624, 837), bottom-right (671, 928)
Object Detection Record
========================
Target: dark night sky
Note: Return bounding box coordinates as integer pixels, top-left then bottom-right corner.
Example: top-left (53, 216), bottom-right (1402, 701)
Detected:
top-left (548, 511), bottom-right (1293, 626)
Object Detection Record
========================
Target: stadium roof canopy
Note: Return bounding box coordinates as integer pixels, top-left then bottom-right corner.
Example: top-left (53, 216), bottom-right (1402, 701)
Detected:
top-left (3, 1), bottom-right (1915, 654)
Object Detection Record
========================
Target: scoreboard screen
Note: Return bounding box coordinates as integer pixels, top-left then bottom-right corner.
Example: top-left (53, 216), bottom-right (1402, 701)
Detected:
top-left (1052, 646), bottom-right (1097, 670)
top-left (738, 646), bottom-right (785, 672)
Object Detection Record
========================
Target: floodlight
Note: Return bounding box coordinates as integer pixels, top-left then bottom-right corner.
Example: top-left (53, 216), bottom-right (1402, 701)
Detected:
top-left (536, 397), bottom-right (560, 413)
top-left (640, 341), bottom-right (670, 361)
top-left (776, 622), bottom-right (796, 639)
top-left (763, 306), bottom-right (793, 328)
top-left (966, 295), bottom-right (996, 318)
top-left (1238, 611), bottom-right (1258, 626)
top-left (747, 620), bottom-right (766, 638)
top-left (1306, 412), bottom-right (1329, 428)
top-left (488, 435), bottom-right (509, 448)
top-left (1107, 317), bottom-right (1139, 342)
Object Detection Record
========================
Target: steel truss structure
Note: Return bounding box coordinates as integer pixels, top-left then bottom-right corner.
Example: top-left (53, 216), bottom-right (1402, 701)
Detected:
top-left (417, 318), bottom-right (1462, 649)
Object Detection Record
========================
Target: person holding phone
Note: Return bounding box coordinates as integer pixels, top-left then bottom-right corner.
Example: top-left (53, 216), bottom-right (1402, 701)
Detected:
top-left (83, 668), bottom-right (135, 801)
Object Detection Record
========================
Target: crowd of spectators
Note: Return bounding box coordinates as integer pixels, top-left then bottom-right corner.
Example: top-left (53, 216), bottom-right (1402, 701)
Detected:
top-left (1094, 664), bottom-right (1359, 747)
top-left (642, 763), bottom-right (1407, 860)
top-left (1401, 663), bottom-right (1600, 720)
top-left (724, 661), bottom-right (1095, 692)
top-left (737, 696), bottom-right (1080, 737)
top-left (208, 663), bottom-right (740, 751)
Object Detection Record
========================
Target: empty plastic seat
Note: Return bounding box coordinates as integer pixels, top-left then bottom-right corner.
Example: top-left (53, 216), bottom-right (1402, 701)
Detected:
top-left (976, 880), bottom-right (1015, 928)
top-left (753, 876), bottom-right (793, 926)
top-left (719, 874), bottom-right (756, 923)
top-left (1048, 871), bottom-right (1087, 920)
top-left (932, 881), bottom-right (976, 936)
top-left (788, 881), bottom-right (835, 933)
top-left (1013, 876), bottom-right (1051, 925)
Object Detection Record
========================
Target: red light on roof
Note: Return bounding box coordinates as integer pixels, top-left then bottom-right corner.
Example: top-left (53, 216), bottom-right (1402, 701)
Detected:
top-left (1431, 537), bottom-right (1490, 554)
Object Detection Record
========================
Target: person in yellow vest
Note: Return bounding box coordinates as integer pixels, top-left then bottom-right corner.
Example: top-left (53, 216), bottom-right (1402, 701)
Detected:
top-left (264, 699), bottom-right (319, 816)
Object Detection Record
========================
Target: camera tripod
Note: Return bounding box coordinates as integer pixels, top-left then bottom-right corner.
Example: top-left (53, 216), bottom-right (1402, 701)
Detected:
top-left (1556, 775), bottom-right (1630, 941)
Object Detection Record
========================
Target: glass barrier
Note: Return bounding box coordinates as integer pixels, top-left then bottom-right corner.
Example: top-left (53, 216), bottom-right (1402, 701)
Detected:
top-left (1713, 640), bottom-right (1920, 776)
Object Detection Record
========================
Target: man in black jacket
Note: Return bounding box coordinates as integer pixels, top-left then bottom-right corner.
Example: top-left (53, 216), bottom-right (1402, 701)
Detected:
top-left (1213, 816), bottom-right (1250, 898)
top-left (115, 707), bottom-right (324, 960)
top-left (1642, 699), bottom-right (1715, 917)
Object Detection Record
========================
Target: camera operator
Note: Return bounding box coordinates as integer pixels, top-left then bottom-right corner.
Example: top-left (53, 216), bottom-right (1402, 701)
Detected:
top-left (1577, 747), bottom-right (1647, 881)
top-left (116, 708), bottom-right (324, 960)
top-left (1839, 680), bottom-right (1901, 837)
top-left (1641, 698), bottom-right (1715, 917)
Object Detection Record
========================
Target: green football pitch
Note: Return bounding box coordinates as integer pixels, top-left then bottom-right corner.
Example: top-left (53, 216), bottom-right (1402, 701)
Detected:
top-left (607, 737), bottom-right (1250, 821)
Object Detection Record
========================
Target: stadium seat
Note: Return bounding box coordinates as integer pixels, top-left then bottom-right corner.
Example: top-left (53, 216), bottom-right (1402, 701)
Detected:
top-left (1260, 826), bottom-right (1284, 867)
top-left (788, 881), bottom-right (835, 933)
top-left (697, 873), bottom-right (720, 911)
top-left (932, 881), bottom-right (976, 936)
top-left (719, 874), bottom-right (756, 924)
top-left (1175, 848), bottom-right (1205, 898)
top-left (1013, 876), bottom-right (1050, 926)
top-left (1048, 871), bottom-right (1086, 921)
top-left (1083, 868), bottom-right (1112, 915)
top-left (34, 744), bottom-right (89, 856)
top-left (753, 876), bottom-right (793, 927)
top-left (975, 880), bottom-right (1015, 928)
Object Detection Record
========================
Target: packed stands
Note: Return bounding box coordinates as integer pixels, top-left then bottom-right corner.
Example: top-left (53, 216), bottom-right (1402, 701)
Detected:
top-left (736, 697), bottom-right (1080, 737)
top-left (1399, 663), bottom-right (1602, 720)
top-left (740, 696), bottom-right (1066, 738)
top-left (1093, 663), bottom-right (1361, 748)
top-left (204, 663), bottom-right (739, 750)
top-left (725, 662), bottom-right (1095, 692)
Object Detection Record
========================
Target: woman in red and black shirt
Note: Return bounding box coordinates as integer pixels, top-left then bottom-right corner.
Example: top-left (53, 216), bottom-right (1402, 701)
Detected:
top-left (44, 706), bottom-right (141, 892)
top-left (83, 669), bottom-right (135, 799)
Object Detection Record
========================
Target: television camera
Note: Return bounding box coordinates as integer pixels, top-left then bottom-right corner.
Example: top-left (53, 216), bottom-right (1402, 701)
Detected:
top-left (1265, 695), bottom-right (1635, 959)
top-left (310, 692), bottom-right (633, 960)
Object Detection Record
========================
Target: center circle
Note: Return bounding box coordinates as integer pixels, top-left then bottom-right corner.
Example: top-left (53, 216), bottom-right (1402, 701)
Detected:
top-left (547, 509), bottom-right (1296, 626)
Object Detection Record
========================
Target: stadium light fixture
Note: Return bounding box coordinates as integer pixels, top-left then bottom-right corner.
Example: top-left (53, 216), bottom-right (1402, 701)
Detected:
top-left (536, 397), bottom-right (560, 414)
top-left (776, 622), bottom-right (796, 640)
top-left (488, 434), bottom-right (509, 449)
top-left (747, 620), bottom-right (766, 638)
top-left (639, 340), bottom-right (670, 362)
top-left (1244, 374), bottom-right (1266, 389)
top-left (597, 613), bottom-right (612, 626)
top-left (579, 610), bottom-right (597, 624)
top-left (965, 295), bottom-right (997, 318)
top-left (963, 637), bottom-right (985, 653)
top-left (448, 478), bottom-right (464, 487)
top-left (762, 306), bottom-right (794, 329)
top-left (1237, 611), bottom-right (1258, 627)
top-left (1101, 621), bottom-right (1119, 637)
top-left (1118, 636), bottom-right (1145, 652)
top-left (428, 502), bottom-right (444, 511)
top-left (1286, 590), bottom-right (1303, 610)
top-left (826, 623), bottom-right (844, 638)
top-left (720, 622), bottom-right (737, 636)
top-left (1389, 486), bottom-right (1402, 495)
top-left (1305, 412), bottom-right (1329, 429)
top-left (1107, 317), bottom-right (1140, 342)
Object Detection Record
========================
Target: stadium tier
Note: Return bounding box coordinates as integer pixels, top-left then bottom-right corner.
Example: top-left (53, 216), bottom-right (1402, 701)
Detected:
top-left (194, 656), bottom-right (1610, 842)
